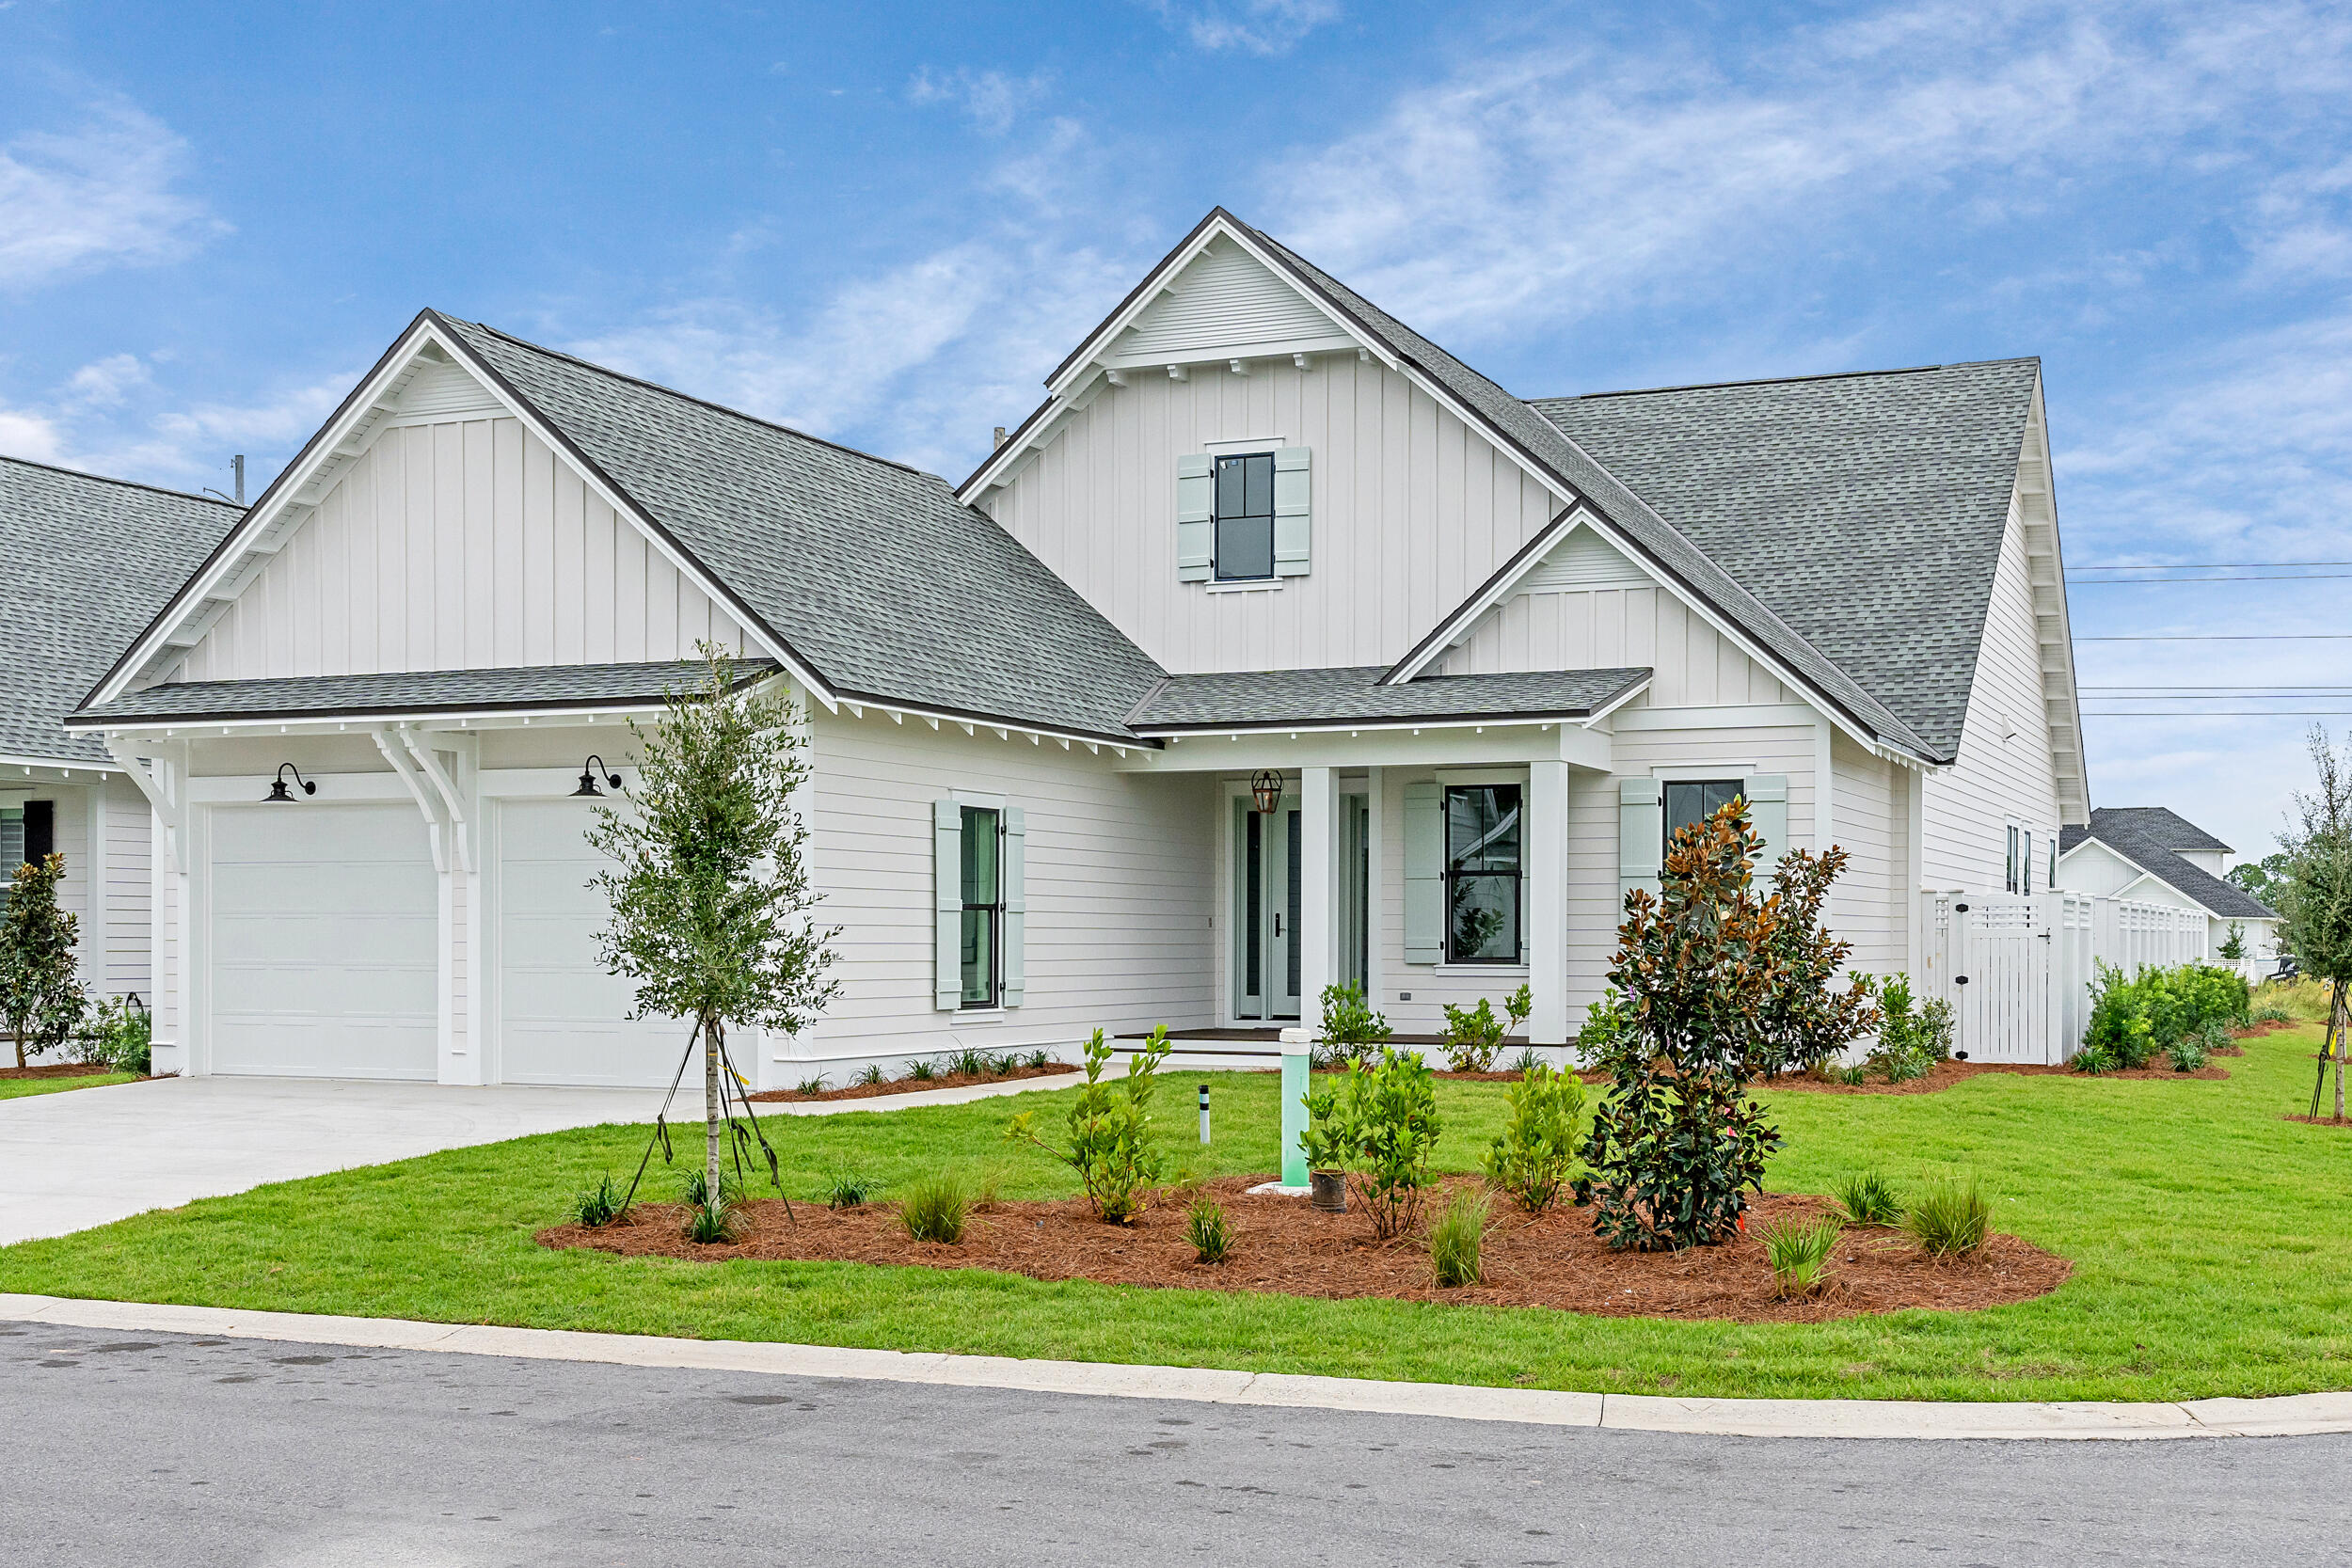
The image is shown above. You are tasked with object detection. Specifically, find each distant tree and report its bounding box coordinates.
[589,647,839,1221]
[2219,922,2247,963]
[2229,852,2293,907]
[0,854,87,1070]
[2278,726,2352,1120]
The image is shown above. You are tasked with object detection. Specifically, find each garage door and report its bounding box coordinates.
[210,803,439,1079]
[497,799,689,1086]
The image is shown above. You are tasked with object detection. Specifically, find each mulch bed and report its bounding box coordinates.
[746,1062,1075,1103]
[0,1062,120,1082]
[2283,1114,2352,1131]
[539,1176,2069,1324]
[1762,1056,2228,1095]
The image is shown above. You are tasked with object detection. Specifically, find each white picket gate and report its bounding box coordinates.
[1917,891,2207,1064]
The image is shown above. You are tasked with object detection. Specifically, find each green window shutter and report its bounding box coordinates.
[933,800,961,1010]
[1618,778,1662,902]
[1746,774,1788,876]
[1403,782,1443,964]
[1273,446,1311,578]
[1176,454,1214,582]
[1001,806,1026,1007]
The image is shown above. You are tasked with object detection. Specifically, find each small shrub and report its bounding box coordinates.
[853,1063,885,1086]
[1832,1169,1902,1226]
[82,994,151,1076]
[2073,1039,2117,1074]
[989,1052,1023,1076]
[1505,1045,1546,1075]
[904,1057,937,1082]
[1835,1063,1869,1086]
[1429,1187,1491,1288]
[571,1173,631,1227]
[1005,1026,1171,1223]
[898,1172,971,1243]
[1904,1179,1991,1259]
[1481,1064,1585,1212]
[1184,1197,1234,1264]
[680,1191,745,1245]
[795,1072,830,1096]
[1866,975,1944,1083]
[1439,985,1531,1072]
[2252,1002,2295,1025]
[948,1046,988,1078]
[2168,1023,2220,1073]
[824,1170,882,1210]
[1759,1212,1844,1299]
[1025,1048,1052,1070]
[1317,978,1392,1065]
[1301,1047,1443,1239]
[679,1165,739,1210]
[1574,986,1628,1066]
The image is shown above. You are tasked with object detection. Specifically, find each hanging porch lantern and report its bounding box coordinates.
[1249,768,1285,816]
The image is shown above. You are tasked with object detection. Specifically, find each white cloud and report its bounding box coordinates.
[0,351,346,496]
[1148,0,1341,55]
[0,100,227,289]
[907,67,1054,135]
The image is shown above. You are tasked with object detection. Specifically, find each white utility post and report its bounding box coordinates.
[1529,759,1570,1047]
[1298,765,1339,1027]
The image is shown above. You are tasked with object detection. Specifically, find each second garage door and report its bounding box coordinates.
[496,798,690,1086]
[209,802,439,1079]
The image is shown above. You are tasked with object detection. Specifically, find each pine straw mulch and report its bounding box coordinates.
[1762,1056,2228,1094]
[537,1176,2068,1324]
[0,1062,124,1082]
[2282,1115,2352,1131]
[746,1062,1075,1103]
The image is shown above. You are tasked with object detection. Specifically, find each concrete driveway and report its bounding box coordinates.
[0,1076,674,1246]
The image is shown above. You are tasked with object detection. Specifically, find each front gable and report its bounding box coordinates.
[1101,232,1359,371]
[110,325,755,695]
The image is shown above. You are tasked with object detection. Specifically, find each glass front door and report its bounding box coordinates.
[1232,796,1302,1022]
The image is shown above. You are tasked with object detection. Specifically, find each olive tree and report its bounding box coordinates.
[1,854,87,1070]
[588,648,838,1216]
[2280,725,2352,1119]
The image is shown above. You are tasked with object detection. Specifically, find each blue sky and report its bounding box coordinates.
[3,0,2348,860]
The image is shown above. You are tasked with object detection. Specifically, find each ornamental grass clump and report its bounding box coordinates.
[1006,1026,1171,1223]
[1428,1188,1491,1288]
[825,1169,882,1210]
[1581,802,1873,1251]
[571,1173,632,1228]
[1759,1212,1844,1299]
[1833,1169,1903,1227]
[1481,1063,1585,1213]
[898,1172,971,1243]
[1184,1197,1234,1264]
[1905,1178,1991,1259]
[1301,1046,1443,1240]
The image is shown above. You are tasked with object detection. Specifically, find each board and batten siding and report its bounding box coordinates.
[1920,498,2061,891]
[803,711,1216,1064]
[983,356,1561,674]
[178,417,750,683]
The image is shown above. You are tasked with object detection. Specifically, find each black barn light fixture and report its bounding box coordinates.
[264,763,315,803]
[572,755,623,799]
[1249,768,1285,816]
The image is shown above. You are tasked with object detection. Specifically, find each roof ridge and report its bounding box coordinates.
[1530,358,2042,404]
[0,451,246,510]
[444,314,936,483]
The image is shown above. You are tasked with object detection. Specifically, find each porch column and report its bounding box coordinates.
[1529,760,1569,1046]
[1299,765,1340,1031]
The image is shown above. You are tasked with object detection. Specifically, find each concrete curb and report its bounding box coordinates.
[8,1292,2348,1440]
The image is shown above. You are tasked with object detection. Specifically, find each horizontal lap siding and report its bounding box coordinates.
[104,780,151,995]
[182,418,748,682]
[807,714,1215,1059]
[1921,501,2061,890]
[1830,733,1908,975]
[986,357,1558,674]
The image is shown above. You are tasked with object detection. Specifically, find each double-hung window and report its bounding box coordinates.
[960,805,1003,1007]
[1663,779,1744,857]
[1214,452,1275,581]
[2006,824,2022,894]
[1444,784,1522,963]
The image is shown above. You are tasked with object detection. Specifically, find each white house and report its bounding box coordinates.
[0,456,238,1013]
[2058,807,2278,966]
[56,207,2088,1087]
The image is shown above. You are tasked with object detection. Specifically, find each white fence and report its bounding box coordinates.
[1916,891,2209,1064]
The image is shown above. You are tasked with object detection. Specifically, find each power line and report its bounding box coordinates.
[2082,686,2352,692]
[2071,560,2352,570]
[2070,573,2352,583]
[2084,711,2352,717]
[2074,633,2352,641]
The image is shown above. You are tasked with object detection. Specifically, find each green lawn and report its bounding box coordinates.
[0,1070,137,1101]
[3,1030,2348,1402]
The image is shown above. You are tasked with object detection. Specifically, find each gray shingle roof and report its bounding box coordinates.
[2061,807,2276,921]
[434,315,1168,742]
[71,660,771,725]
[1529,362,2041,759]
[1129,666,1650,732]
[0,456,240,764]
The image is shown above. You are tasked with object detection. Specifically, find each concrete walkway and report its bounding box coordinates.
[0,1071,1080,1246]
[8,1292,2348,1442]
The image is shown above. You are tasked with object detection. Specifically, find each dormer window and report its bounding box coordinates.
[1215,452,1276,580]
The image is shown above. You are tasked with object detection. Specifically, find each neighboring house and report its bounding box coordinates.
[60,207,2087,1087]
[0,456,239,1012]
[2058,807,2279,964]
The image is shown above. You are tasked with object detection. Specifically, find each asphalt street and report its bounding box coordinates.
[4,1319,2340,1567]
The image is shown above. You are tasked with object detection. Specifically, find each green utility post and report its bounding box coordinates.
[1278,1027,1311,1190]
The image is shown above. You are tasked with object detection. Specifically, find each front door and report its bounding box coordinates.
[1232,796,1301,1022]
